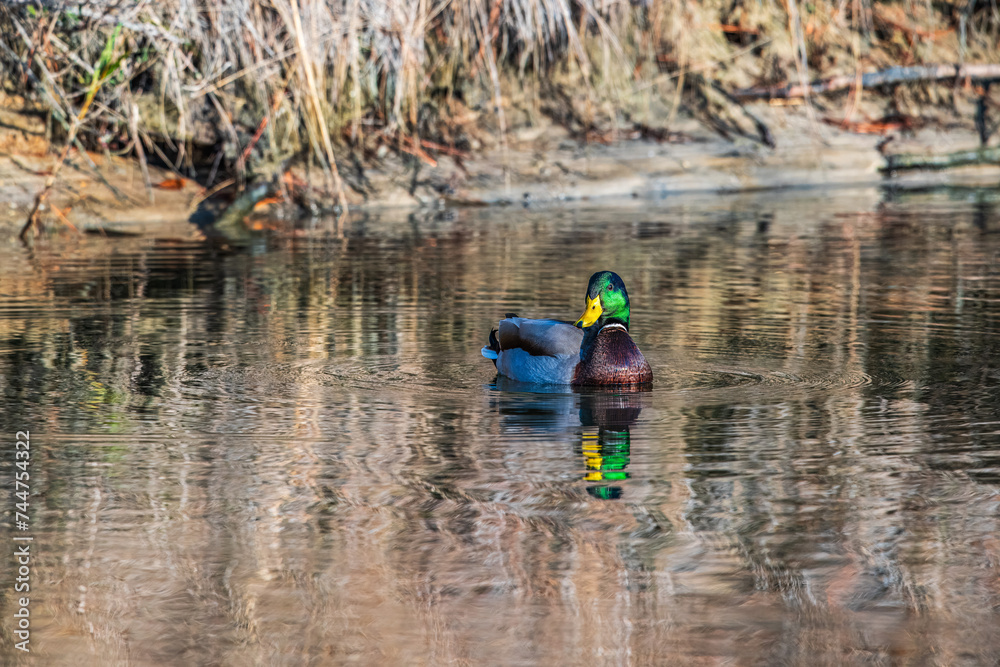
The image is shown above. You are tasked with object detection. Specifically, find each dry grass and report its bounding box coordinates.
[1,0,998,191]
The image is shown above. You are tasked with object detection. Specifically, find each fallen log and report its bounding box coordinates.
[735,64,1000,101]
[882,146,1000,172]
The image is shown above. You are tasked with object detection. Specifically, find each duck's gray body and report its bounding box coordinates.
[481,317,583,384]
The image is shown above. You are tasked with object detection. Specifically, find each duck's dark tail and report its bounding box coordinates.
[481,313,516,366]
[481,327,501,365]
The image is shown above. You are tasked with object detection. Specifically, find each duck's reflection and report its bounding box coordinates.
[491,379,648,499]
[579,389,644,499]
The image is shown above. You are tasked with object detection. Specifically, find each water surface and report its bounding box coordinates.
[2,187,1000,665]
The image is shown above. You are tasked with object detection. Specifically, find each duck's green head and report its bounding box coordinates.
[575,271,631,330]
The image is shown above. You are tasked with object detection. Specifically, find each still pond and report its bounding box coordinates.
[2,186,1000,665]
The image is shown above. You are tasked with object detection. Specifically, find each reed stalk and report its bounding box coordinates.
[0,0,996,193]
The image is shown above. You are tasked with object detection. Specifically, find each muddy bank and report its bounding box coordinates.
[0,104,194,239]
[1,102,997,238]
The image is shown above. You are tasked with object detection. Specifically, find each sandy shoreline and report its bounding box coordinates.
[1,103,997,238]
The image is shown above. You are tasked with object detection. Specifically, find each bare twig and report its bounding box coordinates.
[130,100,154,202]
[882,146,1000,171]
[735,64,1000,101]
[710,81,775,148]
[20,130,76,241]
[190,178,236,209]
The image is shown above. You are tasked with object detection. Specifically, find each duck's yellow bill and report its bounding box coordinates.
[575,296,602,328]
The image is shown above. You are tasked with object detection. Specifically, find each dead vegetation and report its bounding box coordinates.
[1,0,999,207]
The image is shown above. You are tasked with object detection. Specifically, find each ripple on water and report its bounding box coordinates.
[3,191,1000,664]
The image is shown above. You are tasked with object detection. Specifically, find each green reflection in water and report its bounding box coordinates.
[578,390,643,499]
[582,426,631,499]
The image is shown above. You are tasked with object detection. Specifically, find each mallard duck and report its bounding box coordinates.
[481,271,653,385]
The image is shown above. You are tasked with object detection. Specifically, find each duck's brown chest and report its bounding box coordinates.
[572,327,653,386]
